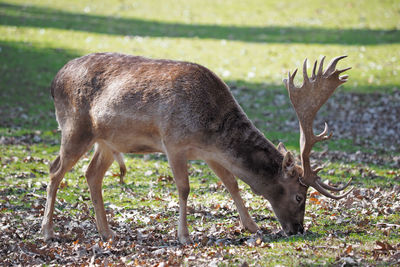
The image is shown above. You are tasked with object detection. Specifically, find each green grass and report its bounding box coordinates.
[1,144,399,265]
[1,0,400,265]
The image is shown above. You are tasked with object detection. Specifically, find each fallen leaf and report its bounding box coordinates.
[376,240,395,251]
[309,197,321,205]
[345,245,353,255]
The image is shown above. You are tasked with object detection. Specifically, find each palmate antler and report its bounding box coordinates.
[283,55,353,199]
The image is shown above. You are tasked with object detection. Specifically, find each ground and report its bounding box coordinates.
[0,0,399,266]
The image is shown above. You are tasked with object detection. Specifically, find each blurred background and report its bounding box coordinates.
[0,0,399,153]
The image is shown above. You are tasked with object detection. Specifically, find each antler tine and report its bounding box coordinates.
[317,56,325,76]
[338,67,352,74]
[311,60,317,80]
[314,166,323,173]
[324,55,347,76]
[316,122,333,141]
[291,69,298,83]
[311,182,353,200]
[285,69,297,88]
[317,177,353,192]
[338,67,352,82]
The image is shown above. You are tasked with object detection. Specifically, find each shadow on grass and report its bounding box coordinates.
[187,230,322,247]
[1,2,399,45]
[267,231,323,244]
[0,40,79,131]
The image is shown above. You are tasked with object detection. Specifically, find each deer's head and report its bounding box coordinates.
[267,56,353,235]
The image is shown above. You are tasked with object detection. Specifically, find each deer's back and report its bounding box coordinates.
[51,53,246,152]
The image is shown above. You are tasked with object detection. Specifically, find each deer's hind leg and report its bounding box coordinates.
[42,129,94,241]
[85,142,115,241]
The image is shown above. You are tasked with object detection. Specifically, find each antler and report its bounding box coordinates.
[283,55,352,200]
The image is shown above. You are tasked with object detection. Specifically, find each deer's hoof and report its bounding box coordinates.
[243,221,260,233]
[41,227,55,242]
[178,235,193,245]
[101,230,116,242]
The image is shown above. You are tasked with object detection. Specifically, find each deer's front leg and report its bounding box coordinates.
[166,150,191,244]
[85,144,115,241]
[206,160,259,233]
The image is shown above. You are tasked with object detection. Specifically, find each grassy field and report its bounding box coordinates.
[1,0,400,265]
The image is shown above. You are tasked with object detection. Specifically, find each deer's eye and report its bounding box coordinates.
[295,195,303,203]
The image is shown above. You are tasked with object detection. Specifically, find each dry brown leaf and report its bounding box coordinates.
[345,245,353,255]
[309,197,321,205]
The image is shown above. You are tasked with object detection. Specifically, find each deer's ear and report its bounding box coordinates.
[277,142,288,154]
[282,151,295,175]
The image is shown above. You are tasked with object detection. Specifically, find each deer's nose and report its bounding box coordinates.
[292,223,304,234]
[296,223,304,234]
[285,223,304,236]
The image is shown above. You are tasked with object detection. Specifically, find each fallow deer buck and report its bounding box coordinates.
[42,53,352,243]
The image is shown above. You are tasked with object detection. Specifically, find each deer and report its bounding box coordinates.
[41,53,352,244]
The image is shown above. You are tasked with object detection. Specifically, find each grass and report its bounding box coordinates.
[1,144,399,265]
[1,0,399,133]
[0,0,400,265]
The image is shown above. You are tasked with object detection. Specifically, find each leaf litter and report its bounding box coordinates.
[1,88,399,265]
[0,178,399,265]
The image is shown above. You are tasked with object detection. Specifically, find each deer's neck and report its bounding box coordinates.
[213,107,283,192]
